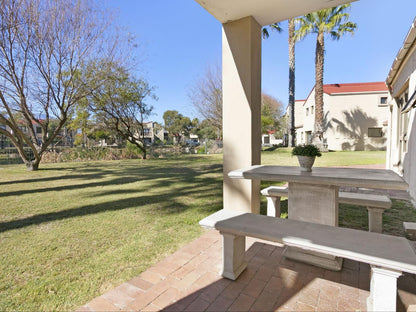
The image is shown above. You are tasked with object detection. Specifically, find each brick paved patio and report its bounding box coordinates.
[78,230,372,311]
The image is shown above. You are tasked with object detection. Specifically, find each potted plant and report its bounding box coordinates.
[291,144,322,172]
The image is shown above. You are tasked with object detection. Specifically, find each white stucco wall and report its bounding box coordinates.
[387,43,416,203]
[403,105,416,202]
[302,91,316,134]
[324,92,389,151]
[296,88,389,150]
[293,100,305,144]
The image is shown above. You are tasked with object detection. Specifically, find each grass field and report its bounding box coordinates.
[261,147,387,166]
[0,149,414,310]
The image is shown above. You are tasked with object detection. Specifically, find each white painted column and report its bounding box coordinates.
[222,16,262,214]
[266,196,281,217]
[367,265,402,312]
[220,232,247,280]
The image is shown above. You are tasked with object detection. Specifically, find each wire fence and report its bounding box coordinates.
[0,140,223,166]
[0,148,32,165]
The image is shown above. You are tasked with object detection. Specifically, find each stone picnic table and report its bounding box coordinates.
[228,165,409,270]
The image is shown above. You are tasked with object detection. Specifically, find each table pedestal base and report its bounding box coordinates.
[286,182,342,270]
[283,246,343,271]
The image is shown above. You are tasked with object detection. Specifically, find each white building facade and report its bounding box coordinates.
[295,82,389,151]
[386,17,416,204]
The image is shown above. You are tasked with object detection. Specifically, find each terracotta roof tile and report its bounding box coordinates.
[323,82,388,95]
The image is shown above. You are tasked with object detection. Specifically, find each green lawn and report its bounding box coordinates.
[0,156,223,310]
[261,147,387,166]
[0,150,414,310]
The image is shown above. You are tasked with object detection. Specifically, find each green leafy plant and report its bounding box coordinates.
[291,144,322,157]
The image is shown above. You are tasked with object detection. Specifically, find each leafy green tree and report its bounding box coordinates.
[197,119,219,140]
[295,5,357,146]
[84,63,156,159]
[261,93,284,134]
[68,98,92,147]
[163,110,194,144]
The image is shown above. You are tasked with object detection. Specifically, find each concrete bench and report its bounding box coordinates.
[200,209,416,312]
[404,222,416,239]
[261,186,392,233]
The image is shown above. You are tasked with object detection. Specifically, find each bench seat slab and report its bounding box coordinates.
[199,210,416,275]
[200,210,416,312]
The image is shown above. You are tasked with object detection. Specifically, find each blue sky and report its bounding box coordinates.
[107,0,416,124]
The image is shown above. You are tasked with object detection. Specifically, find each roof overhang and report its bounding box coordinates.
[386,17,416,89]
[194,0,357,26]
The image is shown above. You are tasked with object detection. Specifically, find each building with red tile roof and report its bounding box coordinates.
[294,82,390,151]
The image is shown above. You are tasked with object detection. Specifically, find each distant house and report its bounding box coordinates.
[386,17,416,204]
[294,82,389,151]
[281,100,305,146]
[0,120,75,149]
[261,130,283,146]
[141,122,166,145]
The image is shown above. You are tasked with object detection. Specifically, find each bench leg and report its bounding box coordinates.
[220,232,247,280]
[367,207,384,233]
[367,265,402,312]
[266,196,281,217]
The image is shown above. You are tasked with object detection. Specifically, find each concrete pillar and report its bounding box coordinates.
[367,207,384,233]
[220,232,247,280]
[222,16,262,214]
[266,196,281,217]
[367,266,401,312]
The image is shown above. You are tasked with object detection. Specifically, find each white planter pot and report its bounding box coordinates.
[297,156,316,172]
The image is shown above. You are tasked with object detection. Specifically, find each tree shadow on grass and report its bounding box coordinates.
[0,163,223,233]
[0,163,221,197]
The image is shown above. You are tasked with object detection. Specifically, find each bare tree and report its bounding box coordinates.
[0,0,125,170]
[188,64,222,138]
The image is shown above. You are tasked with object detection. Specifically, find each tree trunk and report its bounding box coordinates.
[288,18,296,147]
[25,159,40,171]
[313,31,325,149]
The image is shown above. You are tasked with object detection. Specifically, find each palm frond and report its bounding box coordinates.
[262,27,270,39]
[294,16,315,41]
[262,22,283,39]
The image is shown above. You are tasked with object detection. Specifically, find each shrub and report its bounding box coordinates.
[291,144,322,157]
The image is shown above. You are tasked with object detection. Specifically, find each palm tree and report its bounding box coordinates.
[295,5,356,147]
[288,18,296,147]
[262,23,282,39]
[263,21,297,147]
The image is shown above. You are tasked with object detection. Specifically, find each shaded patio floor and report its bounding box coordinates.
[78,230,373,311]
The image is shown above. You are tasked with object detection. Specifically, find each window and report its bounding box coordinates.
[311,106,314,114]
[368,127,383,137]
[36,127,42,134]
[379,96,388,106]
[306,131,312,144]
[306,108,309,116]
[143,128,150,135]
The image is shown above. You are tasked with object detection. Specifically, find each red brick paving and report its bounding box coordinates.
[77,230,372,312]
